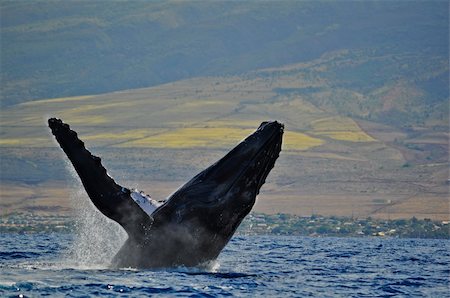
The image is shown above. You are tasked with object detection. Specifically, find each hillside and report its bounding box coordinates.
[1,51,448,220]
[1,1,448,106]
[1,1,448,220]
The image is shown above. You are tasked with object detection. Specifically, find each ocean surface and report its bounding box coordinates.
[1,233,449,297]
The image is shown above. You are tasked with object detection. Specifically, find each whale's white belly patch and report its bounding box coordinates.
[130,190,162,216]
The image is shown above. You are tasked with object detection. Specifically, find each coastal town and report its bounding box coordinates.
[239,213,450,239]
[1,212,448,239]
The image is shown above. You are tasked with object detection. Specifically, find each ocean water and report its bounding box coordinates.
[0,233,449,297]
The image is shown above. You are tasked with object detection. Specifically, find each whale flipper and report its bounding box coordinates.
[48,118,153,240]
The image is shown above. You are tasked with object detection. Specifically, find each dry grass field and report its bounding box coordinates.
[1,60,448,220]
[2,181,448,221]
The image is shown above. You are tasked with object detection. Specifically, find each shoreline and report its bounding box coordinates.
[1,212,448,239]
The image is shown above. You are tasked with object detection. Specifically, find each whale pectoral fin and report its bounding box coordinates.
[48,118,152,238]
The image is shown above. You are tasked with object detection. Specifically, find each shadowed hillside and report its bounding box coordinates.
[1,1,447,106]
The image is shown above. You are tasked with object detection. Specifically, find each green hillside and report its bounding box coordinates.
[1,1,448,106]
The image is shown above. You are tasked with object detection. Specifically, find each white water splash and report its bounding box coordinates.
[201,259,221,273]
[169,259,221,274]
[62,160,127,269]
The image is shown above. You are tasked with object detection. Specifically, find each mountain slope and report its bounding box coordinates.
[1,2,448,220]
[1,1,447,106]
[1,55,448,219]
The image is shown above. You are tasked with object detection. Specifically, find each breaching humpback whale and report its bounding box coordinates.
[48,118,283,268]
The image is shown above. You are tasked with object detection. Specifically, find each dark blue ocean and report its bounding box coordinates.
[1,233,449,297]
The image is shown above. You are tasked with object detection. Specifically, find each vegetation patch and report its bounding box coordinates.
[201,120,263,128]
[20,95,93,106]
[311,116,376,142]
[83,129,157,142]
[115,127,324,150]
[55,115,108,125]
[283,131,324,151]
[0,138,49,147]
[117,127,255,148]
[314,131,375,142]
[238,213,450,239]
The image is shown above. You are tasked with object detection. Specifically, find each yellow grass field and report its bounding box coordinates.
[0,138,50,147]
[282,131,324,151]
[311,116,376,142]
[19,95,93,105]
[1,72,447,221]
[83,129,158,142]
[117,126,324,150]
[314,131,375,142]
[118,127,252,148]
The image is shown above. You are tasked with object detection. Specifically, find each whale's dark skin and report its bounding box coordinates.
[48,118,283,268]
